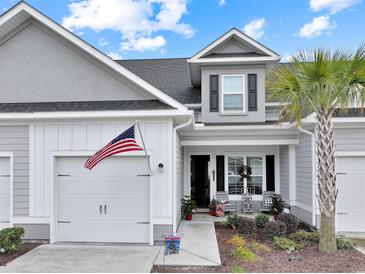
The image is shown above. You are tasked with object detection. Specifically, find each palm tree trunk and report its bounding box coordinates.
[315,108,337,254]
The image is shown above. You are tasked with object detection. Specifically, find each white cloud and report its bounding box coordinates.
[218,0,226,6]
[121,35,166,52]
[98,38,109,47]
[62,0,194,52]
[298,15,336,38]
[280,53,293,63]
[108,52,123,59]
[309,0,361,14]
[242,18,266,40]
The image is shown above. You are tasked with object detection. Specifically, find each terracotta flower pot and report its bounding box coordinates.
[185,213,193,221]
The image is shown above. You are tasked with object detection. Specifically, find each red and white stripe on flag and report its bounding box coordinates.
[84,125,143,170]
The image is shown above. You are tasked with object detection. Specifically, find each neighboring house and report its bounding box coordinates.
[0,2,364,245]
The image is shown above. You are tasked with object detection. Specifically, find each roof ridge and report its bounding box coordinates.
[117,57,189,62]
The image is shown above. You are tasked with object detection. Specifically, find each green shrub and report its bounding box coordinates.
[255,213,269,228]
[336,235,355,250]
[289,230,319,243]
[0,227,24,253]
[236,217,256,235]
[221,215,239,229]
[232,266,245,273]
[264,221,286,239]
[231,246,256,263]
[273,237,302,250]
[278,213,299,234]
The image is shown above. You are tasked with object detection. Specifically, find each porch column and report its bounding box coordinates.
[289,144,296,205]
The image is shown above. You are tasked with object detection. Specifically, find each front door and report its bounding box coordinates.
[191,155,210,208]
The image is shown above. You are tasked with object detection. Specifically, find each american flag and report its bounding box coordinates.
[84,125,143,170]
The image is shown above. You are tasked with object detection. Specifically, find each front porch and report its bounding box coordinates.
[180,125,299,212]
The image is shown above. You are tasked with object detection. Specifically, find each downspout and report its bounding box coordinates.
[172,118,193,233]
[297,126,317,228]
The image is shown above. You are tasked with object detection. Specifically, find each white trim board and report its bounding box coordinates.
[189,28,280,62]
[0,2,187,112]
[181,139,299,146]
[0,110,193,121]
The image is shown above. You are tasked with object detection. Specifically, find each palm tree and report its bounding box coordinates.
[267,46,365,253]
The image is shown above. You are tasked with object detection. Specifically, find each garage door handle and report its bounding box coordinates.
[99,205,103,215]
[104,204,107,215]
[0,221,10,223]
[336,172,347,175]
[58,221,71,223]
[137,222,150,224]
[0,174,10,177]
[337,212,348,215]
[137,174,150,177]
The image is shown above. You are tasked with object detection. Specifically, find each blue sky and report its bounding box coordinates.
[1,0,364,60]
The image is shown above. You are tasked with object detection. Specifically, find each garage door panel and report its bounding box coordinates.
[106,199,149,220]
[336,156,365,232]
[58,199,103,220]
[57,156,150,243]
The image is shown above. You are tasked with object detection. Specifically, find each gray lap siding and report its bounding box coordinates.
[0,125,29,216]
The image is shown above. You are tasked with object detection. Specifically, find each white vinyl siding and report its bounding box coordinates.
[222,75,245,113]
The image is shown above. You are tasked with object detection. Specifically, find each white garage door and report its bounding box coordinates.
[57,156,150,243]
[336,156,365,232]
[0,157,10,230]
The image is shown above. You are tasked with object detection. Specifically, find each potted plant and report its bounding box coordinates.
[208,199,218,216]
[181,196,197,221]
[270,194,284,220]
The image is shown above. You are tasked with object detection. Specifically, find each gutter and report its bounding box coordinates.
[172,118,193,233]
[297,126,317,228]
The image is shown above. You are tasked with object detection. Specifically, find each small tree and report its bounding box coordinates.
[267,46,365,253]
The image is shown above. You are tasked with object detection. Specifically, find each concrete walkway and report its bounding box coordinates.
[0,244,160,273]
[154,220,221,266]
[345,233,365,255]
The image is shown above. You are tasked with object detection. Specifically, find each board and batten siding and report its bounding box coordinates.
[175,133,184,225]
[29,119,173,223]
[279,145,290,203]
[0,126,29,216]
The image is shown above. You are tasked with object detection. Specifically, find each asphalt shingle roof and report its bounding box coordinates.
[0,100,172,113]
[117,58,201,105]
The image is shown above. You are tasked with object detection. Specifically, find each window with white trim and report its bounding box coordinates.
[222,75,245,112]
[247,156,263,195]
[227,155,264,195]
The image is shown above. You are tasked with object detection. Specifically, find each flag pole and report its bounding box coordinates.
[135,120,152,175]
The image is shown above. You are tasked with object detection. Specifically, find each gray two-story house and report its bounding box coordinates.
[0,2,364,245]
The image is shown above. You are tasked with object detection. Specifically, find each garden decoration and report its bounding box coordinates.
[162,234,182,256]
[240,165,253,212]
[208,199,218,216]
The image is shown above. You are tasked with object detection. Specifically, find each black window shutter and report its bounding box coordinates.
[266,155,275,191]
[216,155,225,191]
[210,75,219,112]
[248,74,257,111]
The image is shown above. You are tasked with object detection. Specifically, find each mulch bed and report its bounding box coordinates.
[152,223,365,273]
[0,243,40,267]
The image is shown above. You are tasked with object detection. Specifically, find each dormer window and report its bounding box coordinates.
[222,75,245,113]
